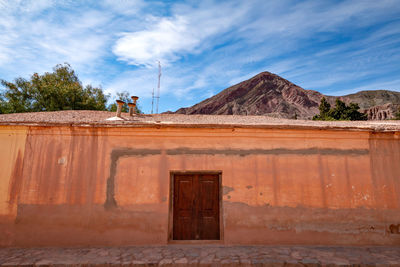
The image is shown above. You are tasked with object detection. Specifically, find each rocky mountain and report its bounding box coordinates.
[340,91,400,120]
[173,72,400,120]
[343,90,400,109]
[362,103,400,120]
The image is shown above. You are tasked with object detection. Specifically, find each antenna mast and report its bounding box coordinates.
[151,87,155,114]
[156,61,161,114]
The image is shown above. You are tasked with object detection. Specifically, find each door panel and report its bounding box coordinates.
[173,175,195,240]
[200,180,215,211]
[198,175,220,240]
[172,173,220,240]
[199,216,219,240]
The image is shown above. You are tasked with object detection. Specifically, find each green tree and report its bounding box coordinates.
[313,97,331,120]
[344,102,367,121]
[0,63,109,114]
[330,99,347,120]
[313,98,367,121]
[319,97,331,116]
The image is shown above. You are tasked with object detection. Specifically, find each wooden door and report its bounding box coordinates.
[173,173,220,240]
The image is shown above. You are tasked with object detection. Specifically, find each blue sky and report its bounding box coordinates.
[0,0,399,113]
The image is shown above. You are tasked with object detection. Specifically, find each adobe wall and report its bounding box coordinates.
[0,125,399,247]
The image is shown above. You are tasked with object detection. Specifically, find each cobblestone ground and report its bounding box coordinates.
[1,245,400,266]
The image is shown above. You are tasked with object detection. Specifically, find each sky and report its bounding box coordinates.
[0,0,399,113]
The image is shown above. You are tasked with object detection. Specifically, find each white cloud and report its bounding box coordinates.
[0,5,112,80]
[112,1,247,67]
[113,16,198,67]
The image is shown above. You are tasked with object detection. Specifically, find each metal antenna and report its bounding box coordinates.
[156,61,161,114]
[151,87,155,114]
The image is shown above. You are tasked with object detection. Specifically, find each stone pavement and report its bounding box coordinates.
[1,245,400,266]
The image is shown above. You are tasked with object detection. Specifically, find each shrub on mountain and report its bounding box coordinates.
[313,98,367,121]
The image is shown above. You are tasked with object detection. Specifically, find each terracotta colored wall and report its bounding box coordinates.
[0,125,399,247]
[0,126,28,220]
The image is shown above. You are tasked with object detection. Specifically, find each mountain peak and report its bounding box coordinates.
[174,71,322,118]
[172,72,400,120]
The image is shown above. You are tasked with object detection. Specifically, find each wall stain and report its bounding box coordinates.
[271,156,279,206]
[104,146,369,209]
[389,224,400,234]
[246,185,253,189]
[368,133,400,209]
[318,154,328,208]
[158,150,169,207]
[8,150,24,207]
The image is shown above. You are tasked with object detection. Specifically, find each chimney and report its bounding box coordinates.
[128,103,136,116]
[116,100,125,117]
[130,96,139,115]
[131,96,139,104]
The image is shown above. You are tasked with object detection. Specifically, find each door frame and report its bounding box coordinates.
[168,170,224,244]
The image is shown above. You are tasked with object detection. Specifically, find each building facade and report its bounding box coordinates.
[0,111,399,247]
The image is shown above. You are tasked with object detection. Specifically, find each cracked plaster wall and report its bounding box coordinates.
[0,126,399,247]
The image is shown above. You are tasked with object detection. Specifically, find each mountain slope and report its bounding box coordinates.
[173,72,400,120]
[341,90,400,109]
[175,72,324,119]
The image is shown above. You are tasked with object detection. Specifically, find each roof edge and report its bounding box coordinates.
[0,121,398,132]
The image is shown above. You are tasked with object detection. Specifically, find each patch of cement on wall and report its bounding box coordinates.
[223,201,400,235]
[12,203,167,247]
[104,146,369,210]
[223,186,234,195]
[166,147,369,157]
[246,185,253,189]
[104,148,163,209]
[16,204,167,230]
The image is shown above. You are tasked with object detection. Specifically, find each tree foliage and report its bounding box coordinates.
[318,97,331,119]
[0,63,110,114]
[313,98,367,121]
